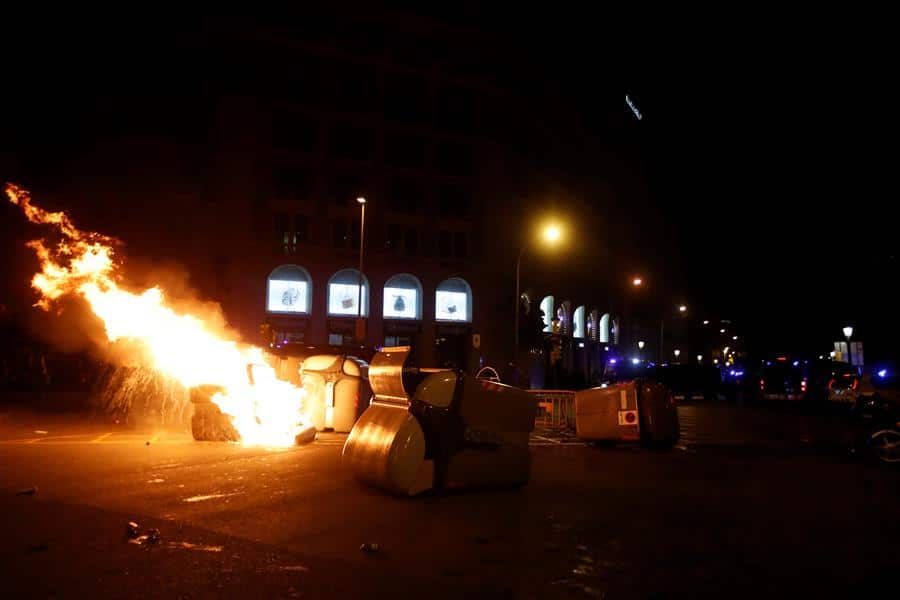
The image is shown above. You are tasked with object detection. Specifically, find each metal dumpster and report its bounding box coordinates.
[575,381,678,446]
[300,354,371,433]
[342,346,536,496]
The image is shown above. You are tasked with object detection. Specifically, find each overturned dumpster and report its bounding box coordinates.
[342,346,536,496]
[575,381,679,447]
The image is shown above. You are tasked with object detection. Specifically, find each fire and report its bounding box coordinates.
[6,184,309,446]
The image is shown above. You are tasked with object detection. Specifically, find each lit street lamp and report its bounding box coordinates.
[514,220,564,356]
[638,340,645,350]
[674,349,681,359]
[632,277,643,287]
[697,354,703,363]
[679,305,687,313]
[842,326,854,364]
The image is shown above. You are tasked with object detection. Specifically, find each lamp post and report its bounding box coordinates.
[514,222,563,357]
[638,340,645,363]
[843,325,853,364]
[674,348,681,361]
[355,197,366,343]
[660,304,687,363]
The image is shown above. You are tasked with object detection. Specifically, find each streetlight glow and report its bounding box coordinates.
[638,340,645,350]
[542,223,562,244]
[697,354,703,362]
[703,320,709,325]
[632,277,643,287]
[679,305,687,313]
[720,328,726,333]
[842,326,853,340]
[674,349,681,358]
[356,196,367,205]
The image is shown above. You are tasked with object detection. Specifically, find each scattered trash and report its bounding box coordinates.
[27,543,49,553]
[294,425,316,446]
[146,528,160,544]
[183,492,241,503]
[167,541,223,552]
[16,486,38,496]
[147,479,165,483]
[128,535,149,545]
[126,521,140,538]
[34,430,48,435]
[359,543,381,554]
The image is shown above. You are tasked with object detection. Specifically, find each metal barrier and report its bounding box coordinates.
[527,389,576,431]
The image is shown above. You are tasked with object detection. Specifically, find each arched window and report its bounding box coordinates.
[383,273,422,320]
[266,264,312,314]
[573,306,586,339]
[540,295,555,333]
[600,313,611,344]
[327,268,369,317]
[435,277,472,322]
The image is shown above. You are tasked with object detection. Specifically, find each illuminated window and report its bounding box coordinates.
[328,269,369,317]
[383,274,422,320]
[540,296,555,333]
[266,265,312,315]
[435,277,472,322]
[600,313,611,344]
[573,306,586,339]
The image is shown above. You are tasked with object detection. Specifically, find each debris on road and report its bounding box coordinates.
[126,521,140,538]
[147,478,165,483]
[16,486,38,496]
[294,425,316,445]
[146,528,160,544]
[167,541,223,552]
[359,543,381,554]
[34,430,48,435]
[183,491,241,503]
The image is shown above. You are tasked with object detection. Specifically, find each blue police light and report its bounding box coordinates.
[631,358,640,365]
[729,369,736,376]
[735,370,744,377]
[878,369,887,378]
[792,360,800,367]
[608,358,617,365]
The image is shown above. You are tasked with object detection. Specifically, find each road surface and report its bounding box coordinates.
[1,402,897,598]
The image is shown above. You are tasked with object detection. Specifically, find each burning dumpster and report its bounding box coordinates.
[342,346,536,496]
[300,354,371,433]
[574,381,679,446]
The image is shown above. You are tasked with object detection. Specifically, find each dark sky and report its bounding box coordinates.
[2,11,895,362]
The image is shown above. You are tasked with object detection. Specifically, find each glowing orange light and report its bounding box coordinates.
[5,184,309,446]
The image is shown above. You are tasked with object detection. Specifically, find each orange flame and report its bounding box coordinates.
[6,184,309,446]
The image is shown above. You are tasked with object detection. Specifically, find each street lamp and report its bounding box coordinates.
[697,354,703,362]
[632,277,643,287]
[679,305,687,313]
[674,349,681,359]
[514,220,564,356]
[843,326,853,341]
[355,197,366,342]
[637,340,645,350]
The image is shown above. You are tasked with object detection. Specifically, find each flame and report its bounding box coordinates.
[6,184,309,446]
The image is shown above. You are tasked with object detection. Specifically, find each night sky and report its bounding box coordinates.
[2,11,895,363]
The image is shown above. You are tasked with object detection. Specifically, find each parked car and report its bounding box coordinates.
[825,362,861,405]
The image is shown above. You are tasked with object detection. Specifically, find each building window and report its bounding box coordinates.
[330,123,374,161]
[385,223,403,253]
[383,273,423,320]
[327,268,369,317]
[540,296,555,333]
[385,133,425,168]
[272,114,318,152]
[453,232,467,259]
[387,177,421,214]
[438,230,467,259]
[435,142,473,176]
[573,306,586,339]
[438,184,470,218]
[266,265,312,315]
[331,219,360,249]
[435,277,473,323]
[439,230,452,258]
[385,335,413,347]
[384,73,427,123]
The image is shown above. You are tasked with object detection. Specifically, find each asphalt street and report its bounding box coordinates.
[1,402,897,599]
